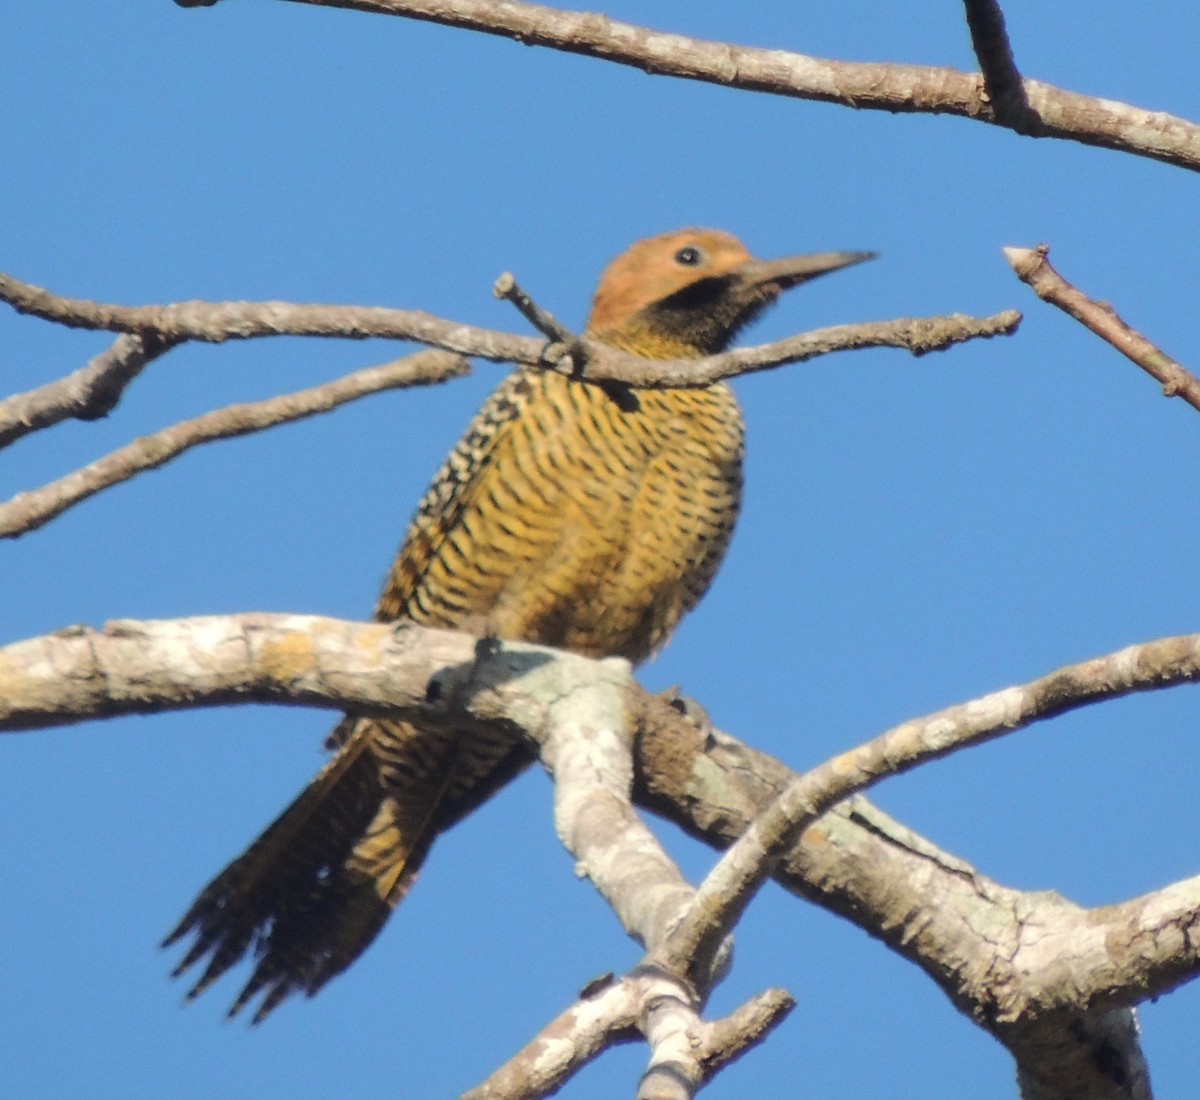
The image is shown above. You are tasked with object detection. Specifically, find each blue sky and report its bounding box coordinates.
[4,3,1200,1096]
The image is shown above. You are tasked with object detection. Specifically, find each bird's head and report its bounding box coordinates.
[585,227,874,358]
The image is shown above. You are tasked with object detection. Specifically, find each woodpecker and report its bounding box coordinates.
[165,228,873,1021]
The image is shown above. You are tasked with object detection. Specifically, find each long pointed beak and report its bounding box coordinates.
[737,249,877,291]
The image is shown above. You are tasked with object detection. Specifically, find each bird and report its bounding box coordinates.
[164,227,873,1022]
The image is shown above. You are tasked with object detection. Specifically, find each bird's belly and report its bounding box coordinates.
[480,376,744,662]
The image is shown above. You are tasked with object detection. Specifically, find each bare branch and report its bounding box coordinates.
[1005,244,1200,413]
[466,972,791,1100]
[696,989,795,1083]
[632,980,794,1100]
[461,979,638,1100]
[466,970,791,1100]
[1015,1009,1151,1100]
[0,333,174,450]
[1036,874,1200,1009]
[544,701,696,952]
[5,614,1191,1098]
[0,615,465,732]
[657,632,1200,984]
[962,0,1032,127]
[491,267,1020,387]
[634,716,1156,1100]
[0,350,469,540]
[459,643,744,1098]
[493,271,575,344]
[574,310,1021,388]
[0,270,542,362]
[0,269,1017,391]
[635,977,705,1100]
[448,607,750,1096]
[445,633,698,954]
[241,0,1200,172]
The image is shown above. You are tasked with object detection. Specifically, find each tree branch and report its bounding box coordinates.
[633,713,1160,1100]
[0,350,469,539]
[0,269,1019,392]
[442,618,754,1095]
[0,270,543,361]
[462,974,791,1100]
[422,635,764,1098]
[0,611,738,1093]
[461,979,638,1100]
[564,314,1020,390]
[634,976,706,1100]
[215,0,1200,172]
[629,981,794,1100]
[435,632,699,955]
[962,0,1033,128]
[493,271,575,344]
[1033,874,1200,1009]
[652,633,1200,988]
[1004,244,1200,414]
[695,988,795,1082]
[0,333,176,450]
[4,615,1196,1099]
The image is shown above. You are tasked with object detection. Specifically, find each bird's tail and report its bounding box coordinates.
[164,715,529,1023]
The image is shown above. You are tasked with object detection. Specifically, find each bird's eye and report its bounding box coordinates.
[674,246,703,266]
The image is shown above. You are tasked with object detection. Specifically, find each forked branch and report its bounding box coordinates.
[0,350,469,539]
[3,616,1197,1099]
[0,269,1016,540]
[0,269,1018,390]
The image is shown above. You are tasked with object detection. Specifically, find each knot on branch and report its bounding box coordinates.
[902,309,1022,355]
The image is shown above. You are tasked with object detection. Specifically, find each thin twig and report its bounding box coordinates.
[0,333,174,450]
[493,271,575,343]
[1004,244,1200,414]
[248,0,1200,171]
[573,310,1021,388]
[464,971,792,1100]
[0,350,469,539]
